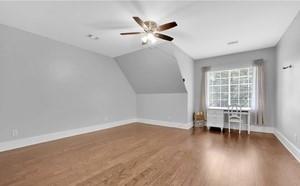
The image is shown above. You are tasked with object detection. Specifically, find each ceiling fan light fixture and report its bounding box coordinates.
[147,33,156,44]
[141,33,156,45]
[141,35,148,44]
[121,17,176,43]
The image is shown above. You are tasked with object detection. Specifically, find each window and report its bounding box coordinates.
[207,67,254,109]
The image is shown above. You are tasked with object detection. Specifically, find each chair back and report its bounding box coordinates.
[228,105,242,119]
[193,112,205,121]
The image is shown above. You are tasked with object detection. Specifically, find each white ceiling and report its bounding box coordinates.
[0,1,300,59]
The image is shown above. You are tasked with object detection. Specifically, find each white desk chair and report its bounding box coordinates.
[228,105,242,134]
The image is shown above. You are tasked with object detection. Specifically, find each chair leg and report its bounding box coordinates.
[229,122,231,133]
[239,121,241,134]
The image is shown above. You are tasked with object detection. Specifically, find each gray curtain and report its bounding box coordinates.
[252,59,265,125]
[199,66,211,119]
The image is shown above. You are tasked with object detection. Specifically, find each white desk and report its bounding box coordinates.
[207,109,251,134]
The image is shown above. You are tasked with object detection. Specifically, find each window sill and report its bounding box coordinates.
[208,107,251,111]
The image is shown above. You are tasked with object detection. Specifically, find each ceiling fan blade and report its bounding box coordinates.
[157,22,177,32]
[120,32,143,35]
[133,16,147,30]
[154,33,174,41]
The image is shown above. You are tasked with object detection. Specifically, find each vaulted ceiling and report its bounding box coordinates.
[0,1,300,59]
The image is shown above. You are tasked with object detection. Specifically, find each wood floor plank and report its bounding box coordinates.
[0,123,299,186]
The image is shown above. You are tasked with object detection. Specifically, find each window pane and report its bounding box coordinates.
[221,85,228,92]
[221,100,229,107]
[221,93,228,99]
[209,98,213,106]
[231,77,239,84]
[240,85,248,92]
[249,92,252,99]
[215,72,221,79]
[209,86,213,93]
[212,100,220,107]
[231,93,238,100]
[249,77,253,83]
[240,69,248,76]
[209,93,214,101]
[240,92,249,100]
[221,78,229,85]
[221,71,229,78]
[213,86,220,92]
[240,99,249,107]
[231,99,238,106]
[231,70,239,77]
[249,84,253,91]
[213,79,221,85]
[249,69,253,76]
[230,85,238,92]
[213,93,220,99]
[240,77,248,84]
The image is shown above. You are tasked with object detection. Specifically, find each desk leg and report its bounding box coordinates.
[247,112,250,134]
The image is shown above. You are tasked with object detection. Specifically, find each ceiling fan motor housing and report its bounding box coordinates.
[120,17,176,42]
[144,21,158,32]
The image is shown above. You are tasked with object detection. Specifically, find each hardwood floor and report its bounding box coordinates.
[0,123,299,186]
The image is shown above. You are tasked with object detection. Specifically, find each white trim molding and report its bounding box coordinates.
[137,119,193,130]
[274,129,300,163]
[220,123,274,133]
[1,119,299,164]
[0,119,137,152]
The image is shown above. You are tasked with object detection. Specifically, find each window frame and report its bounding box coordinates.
[206,67,254,110]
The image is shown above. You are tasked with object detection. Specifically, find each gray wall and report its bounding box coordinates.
[116,45,186,94]
[276,13,300,148]
[194,47,277,126]
[158,44,194,123]
[137,93,187,123]
[0,24,136,142]
[116,43,193,124]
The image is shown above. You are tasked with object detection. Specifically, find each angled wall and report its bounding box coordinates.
[116,43,194,125]
[157,43,194,123]
[115,46,186,94]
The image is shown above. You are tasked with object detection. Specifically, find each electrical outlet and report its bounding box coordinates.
[12,129,18,137]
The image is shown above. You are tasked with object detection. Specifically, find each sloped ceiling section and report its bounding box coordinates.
[115,45,186,94]
[157,43,194,93]
[156,43,195,122]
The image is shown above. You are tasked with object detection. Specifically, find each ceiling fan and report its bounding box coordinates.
[120,17,177,45]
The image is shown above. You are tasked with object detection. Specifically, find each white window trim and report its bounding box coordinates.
[206,67,254,109]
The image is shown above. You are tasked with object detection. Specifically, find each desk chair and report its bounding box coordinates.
[228,105,242,133]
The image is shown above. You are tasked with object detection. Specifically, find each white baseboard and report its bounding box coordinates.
[0,119,137,152]
[137,119,193,130]
[225,123,273,133]
[1,119,299,163]
[250,125,274,133]
[207,123,274,133]
[274,129,300,163]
